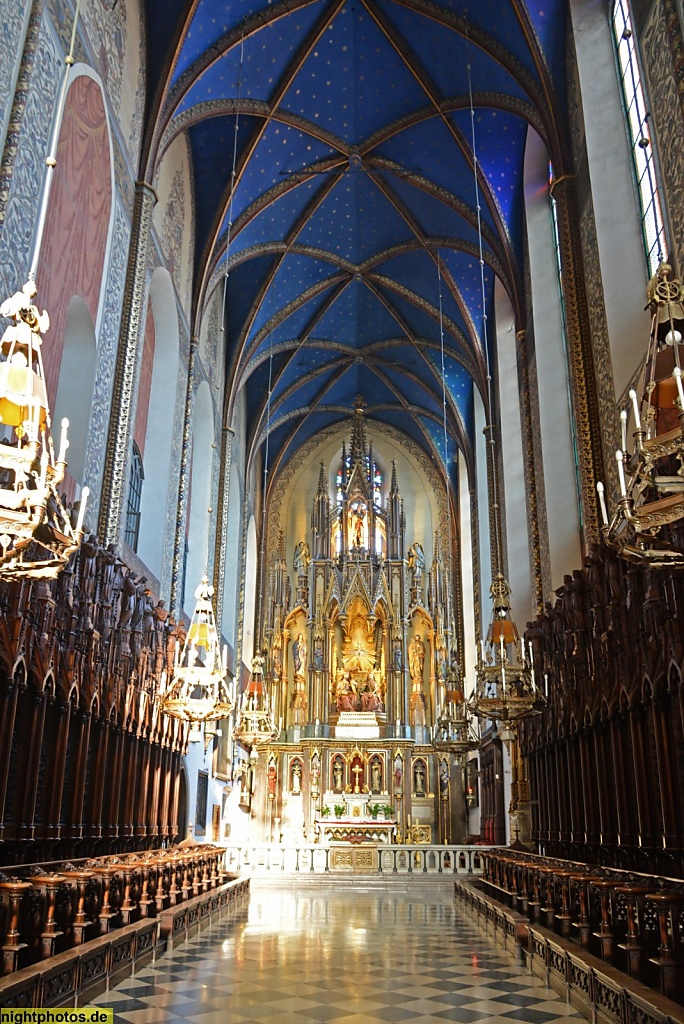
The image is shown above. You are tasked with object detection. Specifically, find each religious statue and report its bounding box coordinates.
[351,503,366,547]
[313,634,324,671]
[293,632,307,680]
[394,754,403,793]
[414,760,426,797]
[291,761,302,795]
[408,633,425,684]
[332,759,344,792]
[336,673,357,711]
[440,761,449,796]
[370,760,382,794]
[408,541,425,577]
[293,540,310,576]
[360,675,383,712]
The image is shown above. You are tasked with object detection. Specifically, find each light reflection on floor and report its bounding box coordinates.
[91,885,584,1023]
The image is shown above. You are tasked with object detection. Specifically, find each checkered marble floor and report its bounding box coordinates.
[91,885,583,1024]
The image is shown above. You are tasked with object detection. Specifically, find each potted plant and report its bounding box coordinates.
[320,805,331,818]
[334,804,345,819]
[383,804,395,818]
[368,803,381,820]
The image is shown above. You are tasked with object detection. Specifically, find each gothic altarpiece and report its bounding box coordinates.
[251,403,467,848]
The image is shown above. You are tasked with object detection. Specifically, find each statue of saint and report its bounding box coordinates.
[394,755,403,793]
[351,504,366,546]
[414,760,426,797]
[408,541,425,578]
[440,761,449,796]
[408,633,425,684]
[291,761,302,795]
[293,632,307,680]
[333,759,344,792]
[293,541,310,576]
[336,673,357,711]
[370,761,382,794]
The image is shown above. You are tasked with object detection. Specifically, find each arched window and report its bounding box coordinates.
[612,0,667,274]
[125,442,144,551]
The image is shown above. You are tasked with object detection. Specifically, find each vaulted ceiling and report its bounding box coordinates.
[143,0,569,487]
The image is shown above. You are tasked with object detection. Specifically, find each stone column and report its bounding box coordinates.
[99,181,157,546]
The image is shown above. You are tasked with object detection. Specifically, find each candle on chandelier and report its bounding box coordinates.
[629,389,641,430]
[615,449,627,497]
[57,417,69,464]
[76,487,89,534]
[596,482,609,526]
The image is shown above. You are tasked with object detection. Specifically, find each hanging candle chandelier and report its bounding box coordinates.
[434,656,480,761]
[232,652,281,747]
[467,574,545,725]
[159,574,235,723]
[597,262,684,566]
[0,281,88,579]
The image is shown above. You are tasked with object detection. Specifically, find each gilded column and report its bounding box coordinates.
[0,0,43,231]
[516,329,547,615]
[170,335,198,614]
[213,426,235,633]
[99,181,157,546]
[549,175,604,548]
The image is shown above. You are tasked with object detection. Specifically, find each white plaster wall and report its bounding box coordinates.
[458,449,476,695]
[524,129,582,591]
[152,133,195,318]
[496,281,533,626]
[242,515,258,670]
[53,297,96,488]
[570,0,652,394]
[137,268,180,580]
[185,380,215,615]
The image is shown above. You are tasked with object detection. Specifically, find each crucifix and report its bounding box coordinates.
[352,764,363,793]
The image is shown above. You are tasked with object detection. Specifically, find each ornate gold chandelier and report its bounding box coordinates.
[232,652,281,748]
[159,574,235,723]
[467,574,545,727]
[434,656,480,760]
[598,262,684,566]
[0,280,88,579]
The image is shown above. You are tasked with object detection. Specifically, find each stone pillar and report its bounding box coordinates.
[99,181,157,546]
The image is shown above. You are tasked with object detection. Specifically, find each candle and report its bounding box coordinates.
[620,408,628,451]
[596,482,608,526]
[57,417,69,464]
[629,389,641,430]
[76,487,88,534]
[616,450,627,497]
[544,673,549,698]
[674,366,684,410]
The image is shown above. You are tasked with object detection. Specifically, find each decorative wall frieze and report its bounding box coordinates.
[99,181,158,548]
